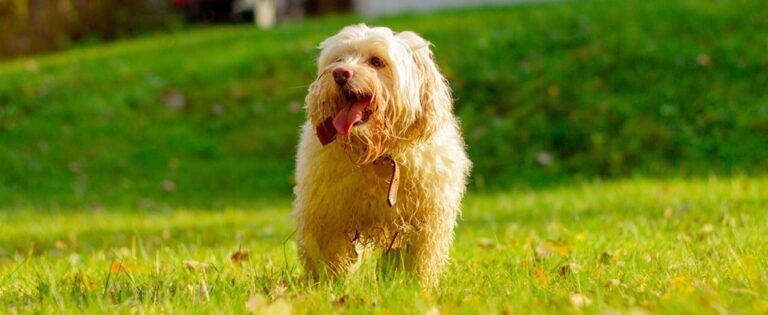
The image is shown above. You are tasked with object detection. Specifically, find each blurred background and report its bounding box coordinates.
[1,0,517,59]
[0,0,766,209]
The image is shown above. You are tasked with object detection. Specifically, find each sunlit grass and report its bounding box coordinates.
[1,0,767,313]
[2,177,766,313]
[2,0,767,207]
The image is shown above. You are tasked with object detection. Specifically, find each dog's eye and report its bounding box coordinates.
[335,58,343,63]
[369,57,385,68]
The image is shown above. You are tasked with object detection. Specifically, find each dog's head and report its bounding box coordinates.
[305,24,452,165]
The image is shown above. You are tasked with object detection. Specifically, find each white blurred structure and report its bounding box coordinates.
[239,0,304,29]
[243,0,525,28]
[254,0,276,28]
[352,0,520,16]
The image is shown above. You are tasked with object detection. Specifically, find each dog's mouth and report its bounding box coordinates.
[314,90,374,146]
[333,90,373,136]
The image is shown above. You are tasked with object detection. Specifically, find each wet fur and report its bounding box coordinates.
[293,24,471,285]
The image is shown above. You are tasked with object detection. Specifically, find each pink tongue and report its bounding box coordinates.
[332,99,369,136]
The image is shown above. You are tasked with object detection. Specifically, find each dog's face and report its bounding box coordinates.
[305,24,451,165]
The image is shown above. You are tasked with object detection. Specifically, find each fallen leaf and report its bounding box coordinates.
[55,240,68,250]
[231,250,250,263]
[696,53,711,66]
[110,261,134,273]
[663,275,695,298]
[333,294,348,306]
[600,251,614,265]
[211,104,224,115]
[606,278,625,288]
[536,240,572,258]
[536,151,553,166]
[273,278,287,297]
[570,293,592,308]
[183,260,210,271]
[162,89,186,109]
[479,237,494,249]
[289,101,301,113]
[534,266,549,284]
[162,180,176,192]
[559,263,582,276]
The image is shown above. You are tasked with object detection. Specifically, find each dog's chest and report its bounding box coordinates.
[348,162,399,208]
[316,153,410,213]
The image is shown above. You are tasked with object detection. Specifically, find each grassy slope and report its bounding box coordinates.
[2,0,768,313]
[1,177,766,313]
[1,0,767,208]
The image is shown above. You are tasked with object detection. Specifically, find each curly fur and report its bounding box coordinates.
[293,24,472,285]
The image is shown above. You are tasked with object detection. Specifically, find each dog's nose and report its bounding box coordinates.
[333,68,353,86]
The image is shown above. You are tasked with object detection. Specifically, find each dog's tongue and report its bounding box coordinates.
[333,98,369,136]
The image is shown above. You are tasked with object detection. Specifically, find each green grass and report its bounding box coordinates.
[2,0,768,313]
[1,0,767,208]
[2,177,767,313]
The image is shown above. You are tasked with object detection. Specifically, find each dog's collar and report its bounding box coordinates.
[315,118,399,206]
[372,155,399,207]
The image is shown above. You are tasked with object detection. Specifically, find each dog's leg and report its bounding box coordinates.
[298,231,357,281]
[406,215,457,286]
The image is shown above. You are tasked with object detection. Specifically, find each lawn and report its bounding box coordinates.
[1,0,766,206]
[2,177,767,313]
[1,0,768,313]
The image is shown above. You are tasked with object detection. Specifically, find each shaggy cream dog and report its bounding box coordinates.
[293,24,471,285]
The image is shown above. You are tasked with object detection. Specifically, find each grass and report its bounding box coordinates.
[2,0,768,313]
[2,177,767,313]
[1,0,767,207]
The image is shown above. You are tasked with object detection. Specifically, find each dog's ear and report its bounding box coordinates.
[396,31,453,142]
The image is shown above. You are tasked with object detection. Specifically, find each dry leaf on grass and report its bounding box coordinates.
[535,240,572,258]
[700,224,715,234]
[273,278,288,297]
[600,251,615,265]
[534,266,549,284]
[55,240,68,250]
[333,295,348,306]
[559,263,582,276]
[479,237,495,249]
[231,250,250,263]
[183,260,210,271]
[570,293,592,308]
[606,278,628,289]
[110,261,135,273]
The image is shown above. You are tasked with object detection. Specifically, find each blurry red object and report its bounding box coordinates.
[172,0,192,7]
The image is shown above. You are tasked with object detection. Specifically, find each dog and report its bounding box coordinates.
[293,24,471,285]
